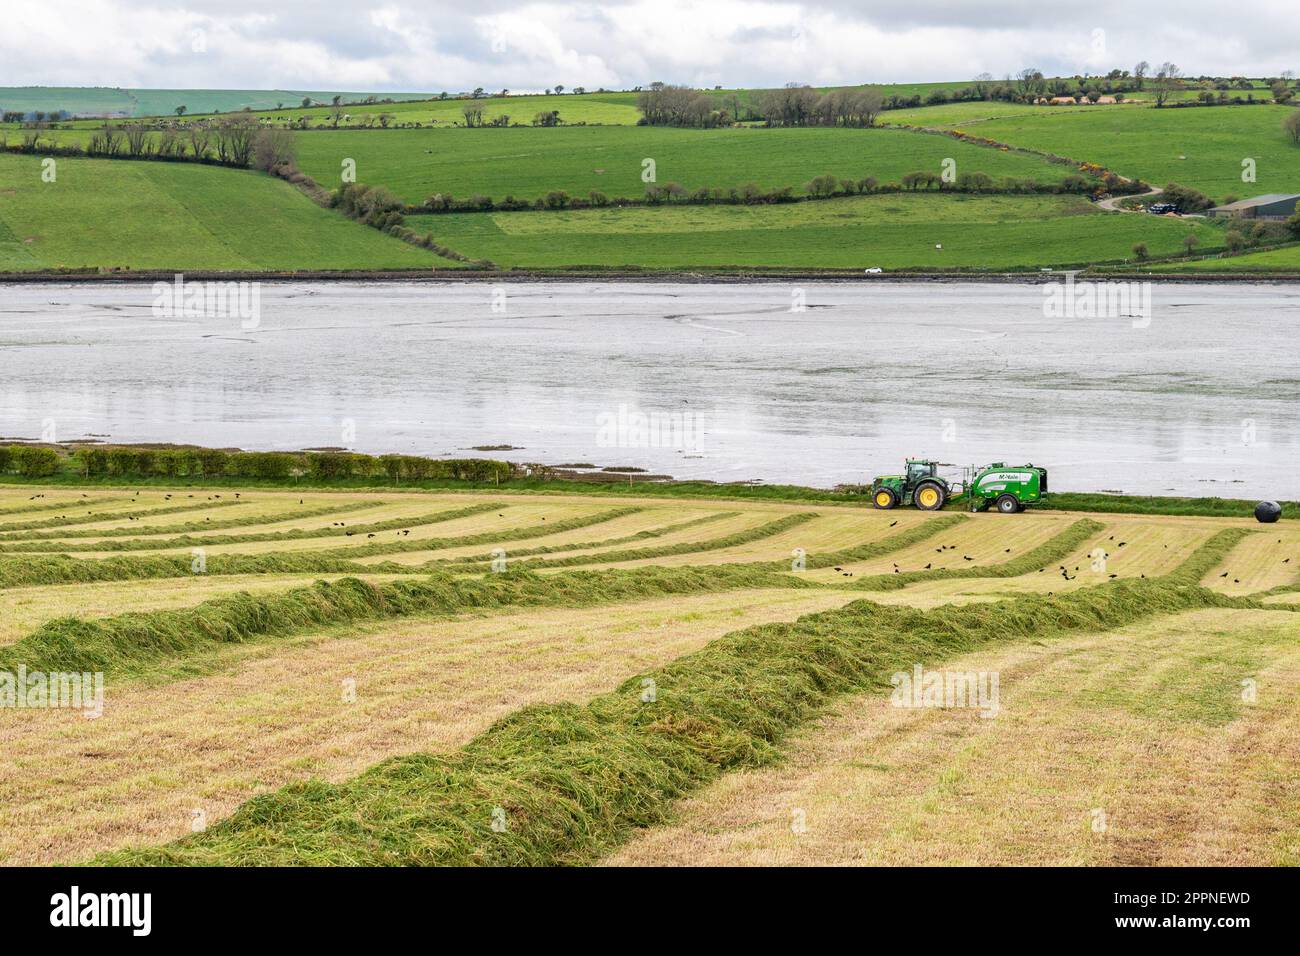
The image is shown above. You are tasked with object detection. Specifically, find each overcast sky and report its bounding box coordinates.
[5,1,1297,93]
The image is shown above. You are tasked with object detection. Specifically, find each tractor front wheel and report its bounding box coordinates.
[914,481,947,511]
[873,488,899,510]
[995,494,1020,514]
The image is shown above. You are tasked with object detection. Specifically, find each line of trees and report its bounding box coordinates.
[4,118,297,172]
[757,85,885,128]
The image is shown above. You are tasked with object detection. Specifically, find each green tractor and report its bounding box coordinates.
[870,459,952,511]
[869,459,1049,514]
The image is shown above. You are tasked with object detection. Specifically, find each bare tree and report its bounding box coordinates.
[252,127,297,171]
[461,101,485,126]
[1134,61,1149,90]
[1284,110,1300,144]
[188,124,212,159]
[214,116,258,165]
[1152,62,1182,107]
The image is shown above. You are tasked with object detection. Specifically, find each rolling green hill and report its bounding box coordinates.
[0,153,453,272]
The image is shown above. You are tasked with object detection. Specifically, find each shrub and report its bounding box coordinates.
[14,446,59,478]
[76,447,108,476]
[306,452,355,480]
[107,447,140,476]
[1132,242,1149,260]
[1162,182,1215,213]
[197,449,228,477]
[804,173,839,197]
[0,446,11,474]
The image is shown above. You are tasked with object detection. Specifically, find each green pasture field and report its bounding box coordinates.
[1142,242,1300,272]
[951,104,1300,199]
[0,153,452,272]
[294,124,1093,205]
[181,91,644,128]
[413,193,1219,270]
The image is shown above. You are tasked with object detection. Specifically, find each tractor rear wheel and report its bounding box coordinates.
[996,494,1020,514]
[873,488,899,510]
[914,481,946,511]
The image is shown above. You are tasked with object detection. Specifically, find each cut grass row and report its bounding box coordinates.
[0,497,246,532]
[0,502,498,552]
[0,565,817,679]
[0,498,384,543]
[0,506,641,588]
[0,514,1116,680]
[95,570,1255,865]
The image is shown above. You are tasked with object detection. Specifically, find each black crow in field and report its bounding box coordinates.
[963,555,973,561]
[1109,574,1117,579]
[889,521,898,527]
[1234,579,1240,584]
[368,533,375,538]
[1117,542,1126,548]
[1004,548,1011,553]
[833,566,843,571]
[924,563,932,569]
[1220,571,1229,577]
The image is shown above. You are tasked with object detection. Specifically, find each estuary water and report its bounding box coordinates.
[1,279,1296,497]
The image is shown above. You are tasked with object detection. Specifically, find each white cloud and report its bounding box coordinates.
[2,0,1297,92]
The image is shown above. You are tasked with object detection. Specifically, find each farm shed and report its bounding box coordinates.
[1206,194,1300,220]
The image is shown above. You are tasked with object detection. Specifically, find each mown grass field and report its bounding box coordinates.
[0,152,451,272]
[416,193,1218,269]
[0,482,1293,866]
[293,125,1090,205]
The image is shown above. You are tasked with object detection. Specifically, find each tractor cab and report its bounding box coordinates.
[906,459,937,483]
[870,458,951,511]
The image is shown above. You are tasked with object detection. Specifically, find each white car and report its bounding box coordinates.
[864,267,883,274]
